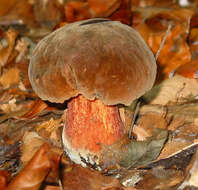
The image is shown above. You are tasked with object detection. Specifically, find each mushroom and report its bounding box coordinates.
[28,18,157,168]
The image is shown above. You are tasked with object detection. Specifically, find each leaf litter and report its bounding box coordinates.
[0,0,198,189]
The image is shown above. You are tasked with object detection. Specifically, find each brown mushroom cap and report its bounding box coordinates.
[28,18,156,106]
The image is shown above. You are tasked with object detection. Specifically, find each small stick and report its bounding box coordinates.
[155,24,172,60]
[128,24,172,139]
[128,100,141,139]
[58,179,64,190]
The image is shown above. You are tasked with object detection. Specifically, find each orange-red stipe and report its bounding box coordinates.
[65,95,125,153]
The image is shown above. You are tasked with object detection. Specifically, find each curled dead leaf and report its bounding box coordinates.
[7,143,51,190]
[62,163,127,190]
[0,29,18,68]
[19,99,48,120]
[99,129,168,170]
[143,75,198,105]
[0,67,20,88]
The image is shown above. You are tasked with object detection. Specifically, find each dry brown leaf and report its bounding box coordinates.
[36,117,62,133]
[64,1,91,22]
[0,0,18,16]
[44,186,60,190]
[134,7,193,79]
[62,163,127,190]
[88,0,121,17]
[33,0,64,29]
[159,141,195,160]
[0,29,18,67]
[184,150,198,187]
[19,99,48,119]
[134,113,167,141]
[0,170,10,190]
[177,149,198,189]
[136,167,184,189]
[131,0,177,7]
[0,0,37,28]
[7,143,51,190]
[143,75,198,105]
[0,98,18,113]
[109,0,132,25]
[64,0,130,24]
[21,131,46,165]
[0,67,20,88]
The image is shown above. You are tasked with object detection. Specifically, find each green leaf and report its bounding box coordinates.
[120,128,168,168]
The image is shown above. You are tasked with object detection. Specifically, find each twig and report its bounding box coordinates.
[155,24,172,60]
[128,100,141,139]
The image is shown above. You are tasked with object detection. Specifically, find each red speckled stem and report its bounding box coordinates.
[65,95,125,153]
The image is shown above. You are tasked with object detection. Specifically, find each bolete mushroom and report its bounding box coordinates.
[28,18,156,167]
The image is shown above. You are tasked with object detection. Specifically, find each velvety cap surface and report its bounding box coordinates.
[28,18,156,105]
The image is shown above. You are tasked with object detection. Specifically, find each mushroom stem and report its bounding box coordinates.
[64,95,125,161]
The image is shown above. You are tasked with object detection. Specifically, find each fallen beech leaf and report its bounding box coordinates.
[0,98,18,113]
[15,38,29,63]
[0,141,21,173]
[143,75,198,105]
[175,58,198,78]
[44,186,60,190]
[136,167,184,189]
[64,0,126,23]
[21,131,63,185]
[131,0,177,7]
[0,29,18,67]
[109,0,132,25]
[179,149,198,188]
[134,7,193,79]
[36,117,62,133]
[100,129,168,169]
[146,142,198,172]
[0,0,37,28]
[0,0,17,16]
[7,143,51,190]
[64,1,91,22]
[21,132,46,165]
[62,163,127,190]
[19,99,48,119]
[134,113,167,141]
[175,26,198,78]
[88,0,121,17]
[0,170,10,190]
[33,0,64,29]
[0,67,20,88]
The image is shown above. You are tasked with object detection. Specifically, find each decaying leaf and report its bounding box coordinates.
[120,129,168,168]
[1,1,198,189]
[133,113,168,141]
[33,0,64,29]
[136,167,184,190]
[7,143,51,190]
[143,75,198,105]
[178,149,198,189]
[109,0,132,25]
[0,170,10,190]
[0,29,18,68]
[88,0,121,17]
[133,7,193,79]
[100,129,168,170]
[64,0,131,24]
[64,1,91,22]
[19,99,48,120]
[21,131,46,165]
[0,68,20,88]
[175,58,198,78]
[0,0,37,27]
[62,163,130,190]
